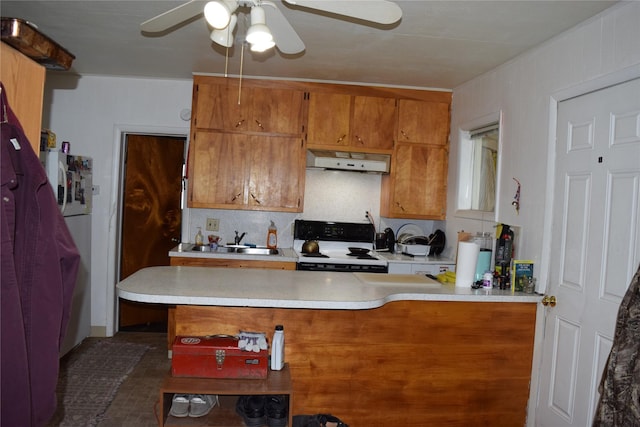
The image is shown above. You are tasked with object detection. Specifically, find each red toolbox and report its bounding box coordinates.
[172,336,268,379]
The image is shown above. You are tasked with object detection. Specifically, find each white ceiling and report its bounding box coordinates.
[1,1,618,89]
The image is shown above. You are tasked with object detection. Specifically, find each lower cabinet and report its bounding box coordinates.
[387,262,454,275]
[159,365,293,427]
[169,257,295,270]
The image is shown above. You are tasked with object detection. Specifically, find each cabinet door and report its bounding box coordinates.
[248,136,305,211]
[194,80,304,135]
[384,143,448,219]
[188,132,249,208]
[194,81,249,131]
[307,92,351,148]
[250,87,305,134]
[397,99,450,146]
[351,96,396,150]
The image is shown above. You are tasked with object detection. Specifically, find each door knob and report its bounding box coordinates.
[542,295,557,307]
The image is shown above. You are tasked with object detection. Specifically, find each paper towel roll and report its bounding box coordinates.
[456,241,480,287]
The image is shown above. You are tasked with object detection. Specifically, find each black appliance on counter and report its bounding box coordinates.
[293,220,388,273]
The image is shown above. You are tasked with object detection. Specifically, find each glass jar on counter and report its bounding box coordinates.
[524,277,536,294]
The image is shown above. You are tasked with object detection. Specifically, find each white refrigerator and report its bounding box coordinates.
[40,150,92,356]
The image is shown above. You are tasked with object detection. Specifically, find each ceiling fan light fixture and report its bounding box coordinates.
[250,39,276,52]
[210,14,237,47]
[246,6,273,44]
[204,0,238,29]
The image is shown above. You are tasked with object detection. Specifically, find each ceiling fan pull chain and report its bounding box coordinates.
[238,42,245,105]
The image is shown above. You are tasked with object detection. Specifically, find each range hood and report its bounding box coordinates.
[306,150,390,173]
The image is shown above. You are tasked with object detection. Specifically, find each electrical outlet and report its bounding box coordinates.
[206,218,219,232]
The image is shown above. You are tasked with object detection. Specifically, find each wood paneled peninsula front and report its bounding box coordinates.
[117,267,538,426]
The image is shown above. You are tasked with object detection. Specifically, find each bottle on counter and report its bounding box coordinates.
[267,220,278,249]
[270,324,285,371]
[195,227,204,246]
[482,271,493,289]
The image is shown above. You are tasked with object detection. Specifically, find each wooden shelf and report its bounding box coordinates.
[159,365,292,427]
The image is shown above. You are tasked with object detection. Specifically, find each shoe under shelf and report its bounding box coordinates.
[159,364,292,427]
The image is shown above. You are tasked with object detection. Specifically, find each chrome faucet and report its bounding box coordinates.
[234,231,246,245]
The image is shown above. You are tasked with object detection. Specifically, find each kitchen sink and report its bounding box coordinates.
[236,248,280,255]
[213,246,238,253]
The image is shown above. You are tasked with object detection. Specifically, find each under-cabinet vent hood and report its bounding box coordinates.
[306,150,390,173]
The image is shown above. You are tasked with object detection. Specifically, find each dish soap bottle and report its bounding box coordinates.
[270,324,285,371]
[195,227,204,246]
[266,221,278,249]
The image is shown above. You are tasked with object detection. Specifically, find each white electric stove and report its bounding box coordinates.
[293,220,388,273]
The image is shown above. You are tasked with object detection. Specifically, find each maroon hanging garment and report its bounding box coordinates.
[1,83,80,427]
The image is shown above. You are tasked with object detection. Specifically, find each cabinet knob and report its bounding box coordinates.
[235,119,245,128]
[400,130,410,140]
[355,135,364,144]
[336,134,346,144]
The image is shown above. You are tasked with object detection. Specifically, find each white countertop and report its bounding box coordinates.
[117,266,540,310]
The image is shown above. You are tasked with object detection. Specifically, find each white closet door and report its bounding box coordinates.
[536,78,640,426]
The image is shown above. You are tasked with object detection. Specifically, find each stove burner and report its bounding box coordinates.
[303,253,329,258]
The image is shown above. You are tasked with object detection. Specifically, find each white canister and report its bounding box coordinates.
[270,325,285,371]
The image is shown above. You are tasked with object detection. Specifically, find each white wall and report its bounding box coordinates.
[446,2,640,425]
[44,75,193,335]
[447,1,640,282]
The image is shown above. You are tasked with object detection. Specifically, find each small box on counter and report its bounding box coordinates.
[511,260,534,292]
[172,335,268,379]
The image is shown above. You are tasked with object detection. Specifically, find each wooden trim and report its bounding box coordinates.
[169,257,296,270]
[193,75,453,103]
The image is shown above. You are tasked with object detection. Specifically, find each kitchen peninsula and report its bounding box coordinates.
[117,266,539,426]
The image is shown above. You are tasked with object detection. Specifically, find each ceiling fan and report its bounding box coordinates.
[141,0,402,54]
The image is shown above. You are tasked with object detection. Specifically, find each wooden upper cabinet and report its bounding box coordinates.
[381,143,448,219]
[188,132,248,208]
[381,93,452,220]
[397,99,450,146]
[307,92,396,152]
[247,136,305,210]
[0,43,45,152]
[193,76,305,135]
[187,131,304,212]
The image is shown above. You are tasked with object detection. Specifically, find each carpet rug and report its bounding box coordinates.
[47,339,149,427]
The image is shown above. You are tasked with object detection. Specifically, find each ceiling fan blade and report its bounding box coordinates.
[141,0,206,33]
[282,0,402,25]
[263,3,305,54]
